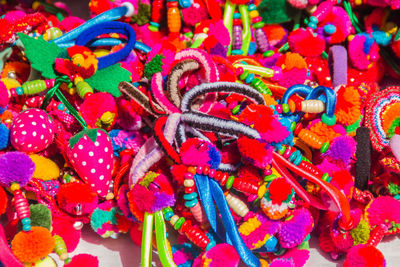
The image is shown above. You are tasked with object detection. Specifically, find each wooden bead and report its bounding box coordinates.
[170,215,179,226]
[233,179,259,195]
[190,202,207,224]
[167,7,181,33]
[301,100,325,113]
[184,179,195,187]
[13,190,30,220]
[225,193,249,217]
[185,226,210,250]
[298,129,323,149]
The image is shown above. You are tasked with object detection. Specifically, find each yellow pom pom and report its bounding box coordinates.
[350,219,371,245]
[30,155,60,181]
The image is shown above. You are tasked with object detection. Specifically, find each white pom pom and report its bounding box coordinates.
[121,2,135,17]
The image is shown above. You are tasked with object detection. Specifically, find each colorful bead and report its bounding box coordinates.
[226,175,235,189]
[321,113,337,126]
[184,179,195,187]
[174,217,185,230]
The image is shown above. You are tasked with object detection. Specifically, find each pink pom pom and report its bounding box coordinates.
[202,244,240,267]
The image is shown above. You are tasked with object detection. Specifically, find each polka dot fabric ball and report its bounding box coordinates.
[10,109,54,154]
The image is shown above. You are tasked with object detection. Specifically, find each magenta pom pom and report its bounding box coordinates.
[202,244,240,267]
[0,151,35,187]
[278,208,314,248]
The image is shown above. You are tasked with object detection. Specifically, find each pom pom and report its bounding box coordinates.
[288,29,326,57]
[350,219,371,246]
[237,135,273,169]
[0,123,10,150]
[52,217,81,253]
[366,196,400,226]
[324,136,357,167]
[28,204,52,231]
[0,81,9,108]
[268,177,293,204]
[80,93,117,130]
[57,183,98,216]
[11,227,55,263]
[202,244,240,267]
[0,151,35,187]
[344,244,385,267]
[0,186,7,215]
[29,155,60,181]
[180,139,221,169]
[67,254,99,267]
[278,208,314,248]
[348,34,380,70]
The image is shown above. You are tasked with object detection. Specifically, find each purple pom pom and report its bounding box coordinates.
[324,136,356,166]
[278,208,314,248]
[0,151,35,187]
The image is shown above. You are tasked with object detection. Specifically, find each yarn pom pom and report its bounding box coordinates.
[343,244,385,267]
[52,217,81,252]
[329,170,354,199]
[288,28,326,57]
[366,196,400,226]
[278,208,314,248]
[29,204,52,231]
[180,138,221,169]
[67,254,99,267]
[324,136,357,167]
[348,34,379,70]
[279,248,310,267]
[0,80,9,108]
[0,186,7,215]
[80,92,117,130]
[11,226,55,263]
[0,151,35,187]
[57,183,98,216]
[268,177,293,204]
[237,135,273,169]
[270,258,295,267]
[29,154,60,181]
[202,244,240,267]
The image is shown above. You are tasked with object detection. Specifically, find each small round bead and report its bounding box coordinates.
[321,113,337,126]
[309,16,318,24]
[288,100,296,113]
[148,183,160,192]
[226,176,235,189]
[239,70,249,80]
[322,173,330,182]
[64,258,72,265]
[220,173,229,186]
[264,174,277,182]
[252,17,262,24]
[263,50,274,57]
[293,154,303,166]
[278,146,287,155]
[187,167,197,174]
[264,168,272,176]
[170,215,180,226]
[203,166,210,176]
[165,211,174,221]
[236,67,244,76]
[253,21,265,29]
[271,66,282,81]
[248,4,257,11]
[164,207,173,214]
[294,123,303,135]
[184,172,194,180]
[185,187,195,194]
[245,73,255,84]
[185,199,198,208]
[21,217,31,226]
[233,13,241,19]
[324,24,336,35]
[275,104,283,114]
[196,166,203,174]
[290,121,296,132]
[282,103,290,113]
[320,142,330,153]
[231,49,244,55]
[283,147,293,158]
[174,217,185,230]
[23,224,31,231]
[214,171,223,182]
[206,240,216,251]
[232,105,241,115]
[10,183,20,192]
[233,19,241,25]
[249,10,259,18]
[184,192,198,200]
[208,169,216,178]
[184,179,195,187]
[16,87,23,95]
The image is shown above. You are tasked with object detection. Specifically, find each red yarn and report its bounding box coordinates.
[67,254,99,267]
[268,177,292,204]
[238,165,261,182]
[129,223,143,246]
[57,183,97,204]
[52,217,81,253]
[131,185,156,212]
[288,29,326,57]
[0,186,7,215]
[170,164,188,185]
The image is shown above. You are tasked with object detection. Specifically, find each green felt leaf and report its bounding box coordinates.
[85,63,131,97]
[18,33,64,79]
[69,128,107,149]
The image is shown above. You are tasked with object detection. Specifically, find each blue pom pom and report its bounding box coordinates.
[207,145,221,169]
[372,30,391,46]
[0,124,9,150]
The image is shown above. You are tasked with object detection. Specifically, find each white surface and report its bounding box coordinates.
[53,226,400,267]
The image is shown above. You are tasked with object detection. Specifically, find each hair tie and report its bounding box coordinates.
[52,6,131,45]
[151,73,181,114]
[75,21,136,70]
[181,82,265,113]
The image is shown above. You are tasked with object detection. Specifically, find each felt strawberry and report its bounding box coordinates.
[10,108,55,154]
[66,128,113,198]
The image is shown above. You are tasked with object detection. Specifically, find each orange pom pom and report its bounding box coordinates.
[11,227,55,263]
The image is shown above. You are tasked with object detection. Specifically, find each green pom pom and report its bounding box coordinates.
[131,3,151,26]
[350,219,370,245]
[144,55,164,80]
[29,204,52,230]
[257,0,297,24]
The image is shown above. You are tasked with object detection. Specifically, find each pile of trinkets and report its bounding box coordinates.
[1,0,400,266]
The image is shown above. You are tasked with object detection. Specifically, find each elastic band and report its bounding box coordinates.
[154,211,177,267]
[182,112,261,139]
[75,21,136,69]
[167,59,200,108]
[281,84,313,105]
[58,38,151,53]
[153,116,182,164]
[306,86,337,117]
[119,81,161,116]
[329,45,348,89]
[152,73,181,114]
[53,6,129,45]
[181,82,265,113]
[141,212,154,267]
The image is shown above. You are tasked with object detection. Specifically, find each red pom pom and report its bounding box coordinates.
[68,254,99,267]
[57,183,98,216]
[170,164,188,185]
[344,244,385,267]
[52,217,81,253]
[288,29,326,57]
[268,177,292,203]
